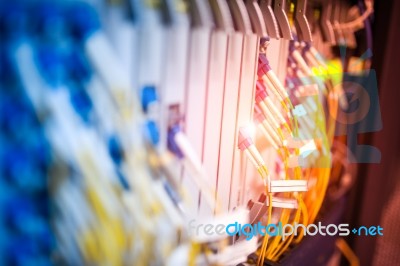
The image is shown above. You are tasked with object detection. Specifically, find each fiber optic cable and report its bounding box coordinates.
[257,192,273,266]
[256,81,292,134]
[238,128,270,189]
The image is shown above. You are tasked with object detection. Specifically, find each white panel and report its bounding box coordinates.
[216,32,244,213]
[183,28,212,216]
[199,30,229,216]
[229,34,258,211]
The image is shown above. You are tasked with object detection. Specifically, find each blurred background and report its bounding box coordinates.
[0,0,399,265]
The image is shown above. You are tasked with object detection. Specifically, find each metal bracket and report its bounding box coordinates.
[294,0,312,42]
[259,0,280,39]
[273,0,293,39]
[319,0,336,44]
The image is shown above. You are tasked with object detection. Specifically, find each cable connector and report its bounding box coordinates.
[238,127,254,152]
[269,179,308,193]
[167,125,184,159]
[146,120,160,146]
[265,197,298,208]
[67,2,101,41]
[238,127,271,190]
[257,53,272,77]
[253,106,280,149]
[256,81,289,130]
[141,85,158,113]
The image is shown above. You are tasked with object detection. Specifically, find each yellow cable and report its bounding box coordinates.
[258,193,273,266]
[188,242,201,266]
[336,238,360,266]
[293,195,309,244]
[270,196,302,260]
[265,207,291,258]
